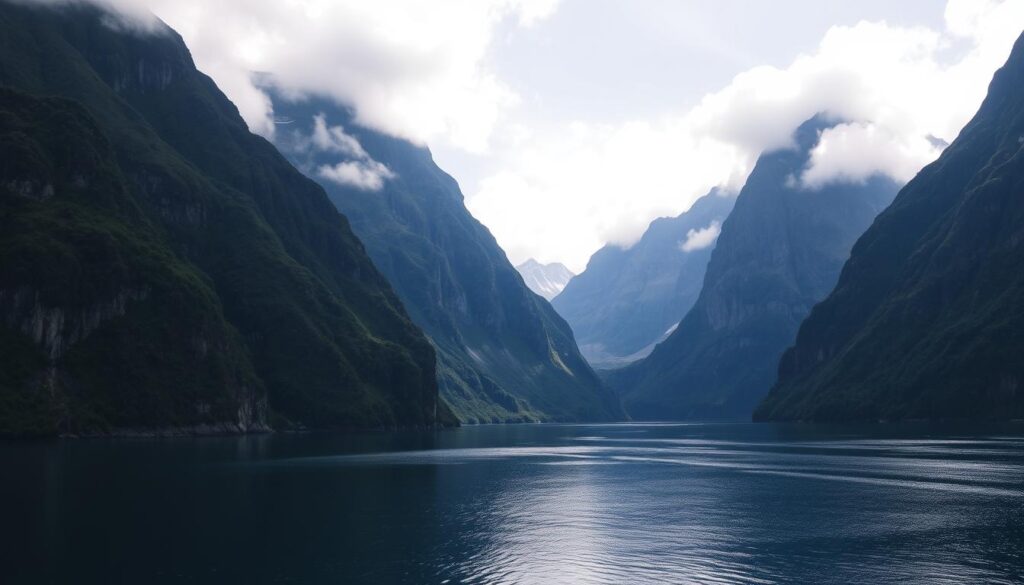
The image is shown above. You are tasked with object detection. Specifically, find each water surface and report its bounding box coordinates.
[4,422,1024,584]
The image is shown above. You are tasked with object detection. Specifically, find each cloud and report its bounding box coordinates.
[305,113,394,191]
[680,221,722,252]
[800,122,941,189]
[140,0,557,150]
[23,0,559,147]
[311,114,370,159]
[317,161,394,191]
[22,0,1024,270]
[467,122,746,271]
[13,0,162,30]
[467,1,1024,270]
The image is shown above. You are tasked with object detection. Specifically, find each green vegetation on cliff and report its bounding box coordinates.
[0,2,448,435]
[757,33,1024,422]
[270,96,623,423]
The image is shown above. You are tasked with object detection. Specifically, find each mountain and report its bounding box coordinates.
[0,2,449,436]
[268,95,624,424]
[553,190,736,369]
[756,34,1024,422]
[608,116,900,420]
[516,259,574,301]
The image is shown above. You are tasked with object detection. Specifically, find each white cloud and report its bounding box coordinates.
[467,1,1024,270]
[23,0,1024,271]
[680,221,722,252]
[141,0,556,151]
[26,0,558,148]
[311,114,369,159]
[508,0,559,26]
[317,161,394,192]
[16,0,161,29]
[306,113,394,191]
[467,122,746,271]
[800,122,941,189]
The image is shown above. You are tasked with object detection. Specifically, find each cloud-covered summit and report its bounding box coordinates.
[19,0,1024,271]
[799,122,940,190]
[20,0,559,151]
[467,0,1024,270]
[151,0,558,150]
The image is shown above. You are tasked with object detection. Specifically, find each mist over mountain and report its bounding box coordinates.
[757,32,1024,422]
[553,190,736,369]
[516,259,574,301]
[268,95,624,424]
[608,115,900,420]
[0,2,449,435]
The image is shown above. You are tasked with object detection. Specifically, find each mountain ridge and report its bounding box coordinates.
[267,94,625,424]
[608,115,900,420]
[756,32,1024,422]
[517,259,574,301]
[0,1,448,435]
[553,189,736,369]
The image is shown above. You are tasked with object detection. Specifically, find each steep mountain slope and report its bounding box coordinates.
[269,96,623,423]
[609,116,899,420]
[0,2,446,435]
[553,190,736,368]
[757,34,1024,422]
[516,259,574,301]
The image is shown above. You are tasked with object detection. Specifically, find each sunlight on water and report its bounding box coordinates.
[258,424,1024,584]
[3,422,1024,584]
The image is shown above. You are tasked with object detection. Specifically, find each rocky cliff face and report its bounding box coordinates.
[269,95,624,424]
[0,2,444,436]
[553,190,736,369]
[2,286,147,361]
[608,116,899,420]
[756,33,1024,422]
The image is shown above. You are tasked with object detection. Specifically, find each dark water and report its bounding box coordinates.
[4,422,1024,584]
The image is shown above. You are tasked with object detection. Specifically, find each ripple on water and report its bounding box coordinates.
[418,427,1024,584]
[6,422,1024,584]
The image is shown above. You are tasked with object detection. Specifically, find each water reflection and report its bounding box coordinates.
[2,423,1024,584]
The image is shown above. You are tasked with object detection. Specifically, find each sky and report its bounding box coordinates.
[29,0,1024,272]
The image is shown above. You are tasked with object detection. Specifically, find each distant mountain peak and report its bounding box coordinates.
[516,259,575,301]
[267,94,622,424]
[607,114,900,420]
[551,189,736,369]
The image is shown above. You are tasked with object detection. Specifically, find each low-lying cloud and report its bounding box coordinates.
[310,115,370,159]
[317,161,394,192]
[800,122,940,189]
[305,114,395,191]
[680,221,722,253]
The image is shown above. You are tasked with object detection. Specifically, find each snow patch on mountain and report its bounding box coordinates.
[516,259,575,301]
